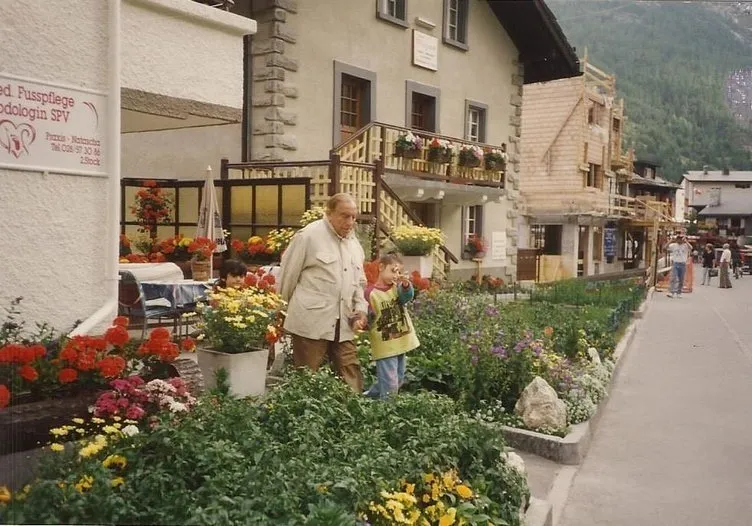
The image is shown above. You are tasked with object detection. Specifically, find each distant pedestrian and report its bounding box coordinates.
[719,243,733,289]
[700,243,715,285]
[666,233,691,298]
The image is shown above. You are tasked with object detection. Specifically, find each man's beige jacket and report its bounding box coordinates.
[278,218,367,342]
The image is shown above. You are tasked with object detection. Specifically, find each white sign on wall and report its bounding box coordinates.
[0,73,107,176]
[412,30,438,71]
[492,231,507,261]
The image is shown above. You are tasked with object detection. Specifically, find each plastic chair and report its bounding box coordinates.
[118,271,181,340]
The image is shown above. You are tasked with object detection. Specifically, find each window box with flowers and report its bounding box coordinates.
[195,286,285,397]
[394,131,423,159]
[391,224,444,277]
[463,234,487,260]
[458,145,484,168]
[426,138,454,164]
[484,147,508,172]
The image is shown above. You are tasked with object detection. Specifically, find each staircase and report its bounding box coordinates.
[220,122,509,279]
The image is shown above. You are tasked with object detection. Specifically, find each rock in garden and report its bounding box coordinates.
[501,451,527,477]
[514,376,567,430]
[587,347,602,365]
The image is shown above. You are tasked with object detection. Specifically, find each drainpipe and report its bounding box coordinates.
[71,0,121,335]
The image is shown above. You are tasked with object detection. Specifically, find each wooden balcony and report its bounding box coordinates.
[335,122,506,188]
[220,156,458,279]
[601,194,675,225]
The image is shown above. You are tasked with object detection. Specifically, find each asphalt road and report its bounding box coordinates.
[559,267,752,526]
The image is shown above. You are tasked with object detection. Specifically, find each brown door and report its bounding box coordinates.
[340,75,367,142]
[517,249,539,281]
[411,92,436,132]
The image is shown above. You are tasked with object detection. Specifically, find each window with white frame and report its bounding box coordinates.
[443,0,469,48]
[466,106,486,142]
[463,205,483,246]
[377,0,407,26]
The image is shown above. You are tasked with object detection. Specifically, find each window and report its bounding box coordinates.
[464,101,487,143]
[593,226,603,261]
[443,0,469,49]
[405,81,440,132]
[376,0,408,26]
[530,225,562,255]
[735,183,751,189]
[463,205,483,243]
[586,163,604,189]
[731,217,742,228]
[333,61,376,145]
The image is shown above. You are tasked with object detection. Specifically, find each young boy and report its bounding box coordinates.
[363,253,420,399]
[216,259,248,290]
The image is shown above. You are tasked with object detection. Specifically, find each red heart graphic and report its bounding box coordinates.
[0,120,36,159]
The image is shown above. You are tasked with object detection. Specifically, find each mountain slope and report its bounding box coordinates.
[546,0,752,181]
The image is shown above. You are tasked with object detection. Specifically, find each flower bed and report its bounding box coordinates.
[1,371,528,525]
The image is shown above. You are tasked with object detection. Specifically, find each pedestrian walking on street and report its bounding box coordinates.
[719,243,733,289]
[278,193,368,392]
[666,233,691,298]
[700,243,716,285]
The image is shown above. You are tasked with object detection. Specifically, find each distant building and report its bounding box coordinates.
[683,169,752,237]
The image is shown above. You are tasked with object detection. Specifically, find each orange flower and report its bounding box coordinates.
[105,325,130,347]
[97,356,126,378]
[543,326,554,338]
[0,385,9,408]
[18,365,39,382]
[58,368,78,384]
[113,316,129,328]
[149,327,171,342]
[180,337,196,352]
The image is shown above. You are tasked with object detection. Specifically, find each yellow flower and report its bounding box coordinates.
[438,507,457,526]
[74,475,94,493]
[423,473,435,483]
[455,484,473,499]
[405,483,415,495]
[422,494,431,503]
[103,425,121,435]
[50,427,68,437]
[50,443,65,452]
[111,477,125,488]
[92,417,105,424]
[102,454,127,469]
[76,428,86,434]
[0,486,11,503]
[72,418,85,425]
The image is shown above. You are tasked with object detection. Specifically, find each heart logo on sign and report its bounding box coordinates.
[0,120,37,159]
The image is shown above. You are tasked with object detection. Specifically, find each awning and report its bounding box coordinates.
[383,173,506,206]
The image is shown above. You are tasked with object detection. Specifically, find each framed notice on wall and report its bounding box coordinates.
[412,30,438,71]
[0,73,107,177]
[492,231,507,261]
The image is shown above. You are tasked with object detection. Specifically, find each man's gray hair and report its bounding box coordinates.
[326,193,357,213]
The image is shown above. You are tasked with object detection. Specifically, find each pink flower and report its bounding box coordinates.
[126,405,145,420]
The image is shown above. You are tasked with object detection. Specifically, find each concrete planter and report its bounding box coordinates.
[401,254,433,277]
[197,347,268,398]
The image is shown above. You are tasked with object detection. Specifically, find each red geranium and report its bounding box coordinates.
[105,325,130,347]
[150,327,172,342]
[0,385,9,408]
[97,356,126,379]
[58,368,78,384]
[113,316,129,328]
[18,365,38,382]
[180,337,196,352]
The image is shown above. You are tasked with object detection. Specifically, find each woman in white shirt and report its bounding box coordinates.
[719,243,733,289]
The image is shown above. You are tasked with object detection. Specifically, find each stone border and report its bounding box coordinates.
[506,292,650,465]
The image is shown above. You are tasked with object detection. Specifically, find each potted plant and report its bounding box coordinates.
[484,147,508,171]
[265,228,297,261]
[458,145,484,168]
[427,138,454,163]
[231,235,274,269]
[464,234,487,259]
[154,234,194,277]
[391,224,444,276]
[195,286,285,397]
[130,180,172,239]
[300,206,326,227]
[188,237,217,281]
[394,131,423,159]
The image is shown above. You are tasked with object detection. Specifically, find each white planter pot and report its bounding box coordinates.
[197,347,269,398]
[401,254,433,277]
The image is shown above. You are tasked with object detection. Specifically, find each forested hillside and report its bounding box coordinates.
[547,0,752,181]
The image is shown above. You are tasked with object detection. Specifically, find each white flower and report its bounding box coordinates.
[169,401,189,413]
[122,424,139,437]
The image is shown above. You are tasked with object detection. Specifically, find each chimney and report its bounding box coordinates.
[722,167,730,175]
[703,165,708,174]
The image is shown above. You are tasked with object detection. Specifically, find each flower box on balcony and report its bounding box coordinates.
[394,132,423,159]
[484,148,508,172]
[395,146,422,159]
[426,138,454,164]
[458,146,483,168]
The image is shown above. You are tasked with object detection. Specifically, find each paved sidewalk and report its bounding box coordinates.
[559,268,752,526]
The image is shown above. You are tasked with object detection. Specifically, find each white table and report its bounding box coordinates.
[119,262,184,282]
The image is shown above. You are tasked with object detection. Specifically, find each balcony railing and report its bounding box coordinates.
[334,122,506,188]
[601,194,674,223]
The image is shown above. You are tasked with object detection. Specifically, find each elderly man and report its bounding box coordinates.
[278,193,368,391]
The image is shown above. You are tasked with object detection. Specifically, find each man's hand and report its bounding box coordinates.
[349,311,368,331]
